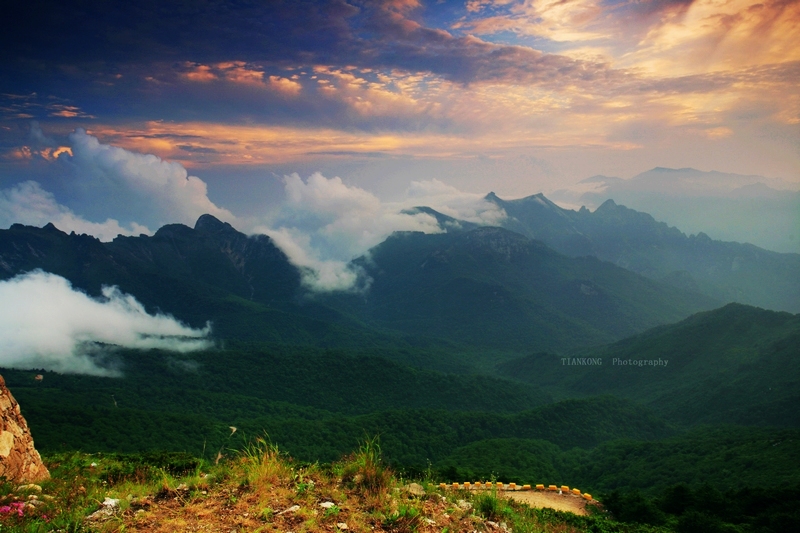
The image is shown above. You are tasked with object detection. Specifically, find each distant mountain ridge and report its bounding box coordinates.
[497,303,800,427]
[472,192,800,312]
[549,167,800,254]
[0,216,386,348]
[321,225,716,352]
[0,215,715,356]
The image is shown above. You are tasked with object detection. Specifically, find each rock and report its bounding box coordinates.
[86,497,121,522]
[336,522,348,530]
[405,482,425,496]
[457,499,472,511]
[319,501,336,509]
[0,375,49,482]
[103,497,120,509]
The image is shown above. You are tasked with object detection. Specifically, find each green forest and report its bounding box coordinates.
[2,221,799,532]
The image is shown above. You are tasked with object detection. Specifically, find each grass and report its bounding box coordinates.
[0,440,672,533]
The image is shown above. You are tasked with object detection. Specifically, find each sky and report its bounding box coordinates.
[1,0,799,268]
[0,0,798,374]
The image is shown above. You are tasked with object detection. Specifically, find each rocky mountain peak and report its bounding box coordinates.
[195,214,235,234]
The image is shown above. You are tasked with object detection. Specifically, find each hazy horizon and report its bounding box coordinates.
[2,1,799,266]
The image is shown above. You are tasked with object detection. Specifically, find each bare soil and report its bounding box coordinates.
[502,490,593,516]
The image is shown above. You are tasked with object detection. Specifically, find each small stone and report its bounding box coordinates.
[319,501,336,509]
[405,483,425,496]
[176,483,189,491]
[337,522,348,530]
[103,497,120,510]
[85,498,121,522]
[457,499,472,511]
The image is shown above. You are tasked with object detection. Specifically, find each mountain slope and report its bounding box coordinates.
[481,192,800,312]
[0,218,392,348]
[1,217,716,355]
[554,167,800,255]
[496,303,800,426]
[324,226,716,352]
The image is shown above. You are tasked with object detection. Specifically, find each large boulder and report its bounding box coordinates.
[0,375,49,482]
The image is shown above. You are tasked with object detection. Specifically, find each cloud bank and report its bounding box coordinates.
[2,128,240,241]
[0,271,212,376]
[254,172,442,291]
[0,180,151,241]
[4,129,508,291]
[66,129,237,230]
[253,173,507,292]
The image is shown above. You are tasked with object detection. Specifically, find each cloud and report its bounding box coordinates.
[0,270,212,376]
[267,75,302,95]
[260,226,365,292]
[65,129,237,229]
[403,178,507,225]
[251,172,508,292]
[253,172,445,291]
[0,180,151,241]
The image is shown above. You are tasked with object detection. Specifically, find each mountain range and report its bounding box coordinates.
[548,167,800,255]
[478,191,800,312]
[2,196,799,516]
[497,303,800,427]
[1,210,718,358]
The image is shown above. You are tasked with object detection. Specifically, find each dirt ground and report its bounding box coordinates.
[502,490,593,516]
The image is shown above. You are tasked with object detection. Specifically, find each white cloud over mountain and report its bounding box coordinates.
[0,180,151,241]
[66,129,237,230]
[2,129,510,291]
[0,271,212,376]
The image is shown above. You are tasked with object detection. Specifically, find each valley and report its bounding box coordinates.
[1,199,798,532]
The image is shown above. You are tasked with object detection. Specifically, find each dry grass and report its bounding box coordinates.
[0,442,640,533]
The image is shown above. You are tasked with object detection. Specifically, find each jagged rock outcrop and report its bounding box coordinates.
[0,375,49,482]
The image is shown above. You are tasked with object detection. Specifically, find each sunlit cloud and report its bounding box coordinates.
[65,129,237,229]
[267,75,302,95]
[628,0,800,75]
[181,63,217,82]
[459,0,800,78]
[1,0,797,207]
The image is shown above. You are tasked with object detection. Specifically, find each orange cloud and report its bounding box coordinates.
[267,76,302,95]
[219,62,265,85]
[618,0,800,75]
[182,63,217,82]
